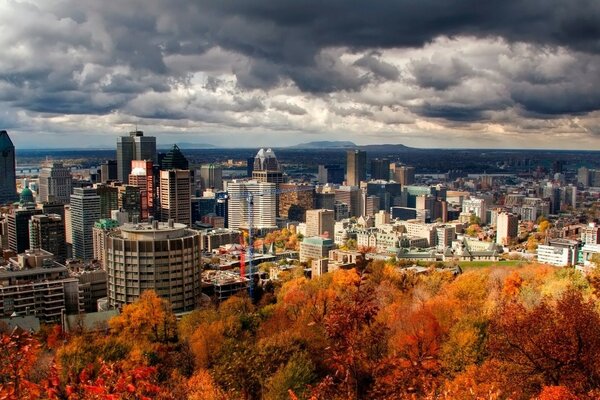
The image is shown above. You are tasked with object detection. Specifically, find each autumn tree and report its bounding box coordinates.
[0,330,41,400]
[109,290,177,344]
[488,288,600,398]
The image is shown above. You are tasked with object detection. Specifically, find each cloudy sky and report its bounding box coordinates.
[1,0,600,149]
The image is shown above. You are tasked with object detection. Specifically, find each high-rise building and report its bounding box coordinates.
[116,131,156,182]
[159,170,191,226]
[129,160,154,218]
[70,187,101,261]
[496,212,518,246]
[100,160,118,183]
[105,221,202,312]
[335,186,362,217]
[0,130,17,204]
[366,181,402,211]
[161,144,189,170]
[198,164,223,191]
[316,192,335,210]
[215,191,229,228]
[392,165,416,185]
[29,214,66,262]
[227,180,276,230]
[38,161,72,203]
[7,205,43,253]
[317,164,345,184]
[279,183,315,221]
[346,150,366,186]
[95,183,119,220]
[305,209,335,238]
[462,197,487,224]
[370,158,390,180]
[252,148,285,183]
[118,185,142,222]
[92,218,120,268]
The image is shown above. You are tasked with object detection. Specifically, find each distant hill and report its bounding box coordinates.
[290,141,357,149]
[158,142,216,149]
[358,143,414,151]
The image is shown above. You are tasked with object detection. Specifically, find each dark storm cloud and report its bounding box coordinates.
[354,53,400,81]
[410,57,474,90]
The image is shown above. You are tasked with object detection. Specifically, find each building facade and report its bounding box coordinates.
[159,170,191,226]
[346,149,366,186]
[116,131,156,182]
[38,162,72,203]
[105,221,202,312]
[0,130,16,204]
[70,187,101,261]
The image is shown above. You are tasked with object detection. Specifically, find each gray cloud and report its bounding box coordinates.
[0,0,600,148]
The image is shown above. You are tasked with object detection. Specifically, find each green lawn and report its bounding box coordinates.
[456,260,529,270]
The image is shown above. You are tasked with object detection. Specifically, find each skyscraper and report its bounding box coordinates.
[129,160,155,219]
[70,187,101,261]
[346,149,366,186]
[0,130,17,204]
[279,183,315,222]
[7,205,43,253]
[227,180,276,230]
[29,214,66,262]
[198,164,223,191]
[116,131,156,182]
[159,170,191,226]
[38,161,72,203]
[317,164,345,184]
[370,158,390,180]
[252,148,284,183]
[392,165,416,185]
[100,160,118,183]
[496,212,518,246]
[161,144,189,170]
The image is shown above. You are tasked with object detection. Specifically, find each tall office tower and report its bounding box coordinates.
[246,157,255,177]
[38,161,72,203]
[161,144,189,170]
[0,130,17,204]
[116,130,156,182]
[70,187,101,261]
[159,170,191,226]
[335,186,362,217]
[252,148,285,217]
[496,212,518,246]
[95,184,119,219]
[252,148,285,183]
[215,191,229,228]
[130,160,154,215]
[7,205,43,253]
[29,214,66,262]
[370,158,390,180]
[393,165,416,185]
[362,194,380,217]
[118,185,142,222]
[227,180,276,230]
[346,150,366,186]
[105,221,202,312]
[279,183,315,221]
[317,164,345,184]
[305,209,335,238]
[577,167,590,188]
[198,164,223,191]
[100,160,118,183]
[366,181,402,212]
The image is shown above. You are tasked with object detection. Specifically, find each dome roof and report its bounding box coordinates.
[20,187,34,203]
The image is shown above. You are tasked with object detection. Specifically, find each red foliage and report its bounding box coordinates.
[0,330,41,399]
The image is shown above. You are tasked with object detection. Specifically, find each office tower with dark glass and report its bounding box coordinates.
[161,144,189,170]
[116,131,157,182]
[29,214,67,262]
[346,149,366,186]
[0,130,17,204]
[370,158,390,180]
[38,161,73,203]
[70,187,101,261]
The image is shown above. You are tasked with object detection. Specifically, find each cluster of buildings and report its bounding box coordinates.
[1,127,600,330]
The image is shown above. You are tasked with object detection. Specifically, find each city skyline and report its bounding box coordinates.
[0,1,599,150]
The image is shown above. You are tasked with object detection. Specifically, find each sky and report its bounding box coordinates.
[1,0,600,149]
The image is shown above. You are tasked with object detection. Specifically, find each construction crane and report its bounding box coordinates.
[226,183,316,300]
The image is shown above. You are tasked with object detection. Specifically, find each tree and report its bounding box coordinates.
[488,289,600,397]
[0,330,41,399]
[264,352,316,400]
[109,290,177,344]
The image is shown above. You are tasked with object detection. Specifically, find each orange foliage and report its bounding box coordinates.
[538,385,579,400]
[0,330,41,400]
